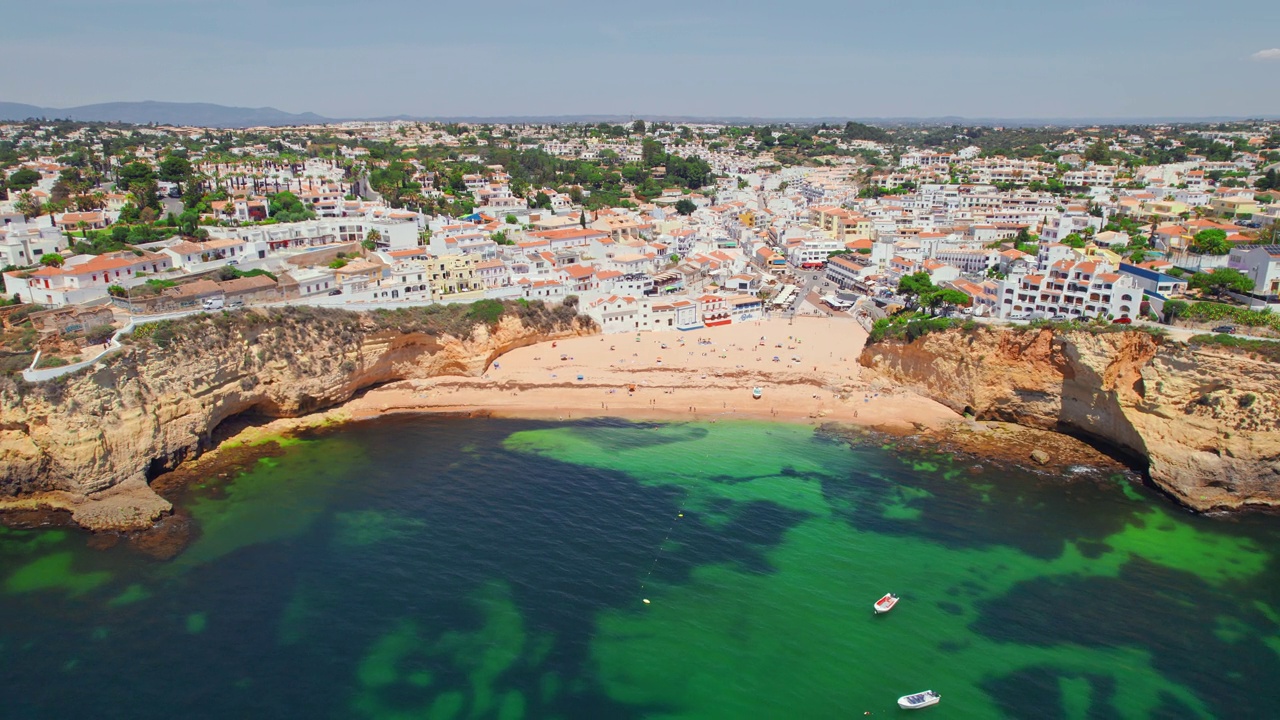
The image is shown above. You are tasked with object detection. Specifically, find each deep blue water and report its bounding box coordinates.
[0,416,1277,719]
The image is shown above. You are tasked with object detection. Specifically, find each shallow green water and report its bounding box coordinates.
[0,418,1276,719]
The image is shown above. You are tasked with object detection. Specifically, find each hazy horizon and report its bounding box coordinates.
[4,0,1279,120]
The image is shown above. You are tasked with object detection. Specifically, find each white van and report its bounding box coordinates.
[202,297,225,311]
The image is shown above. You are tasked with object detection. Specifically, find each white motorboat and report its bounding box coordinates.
[873,593,899,614]
[752,387,763,399]
[898,690,940,710]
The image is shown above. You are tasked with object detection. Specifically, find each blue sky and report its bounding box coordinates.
[4,0,1279,119]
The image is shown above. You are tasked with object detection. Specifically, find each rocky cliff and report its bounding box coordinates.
[859,327,1280,512]
[0,305,593,528]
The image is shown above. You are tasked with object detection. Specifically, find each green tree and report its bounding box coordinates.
[674,198,696,215]
[1255,168,1278,191]
[117,162,155,192]
[1188,268,1254,297]
[1085,140,1110,165]
[269,191,316,223]
[1190,228,1231,255]
[129,178,161,215]
[7,168,40,190]
[631,119,646,135]
[897,271,935,299]
[177,209,201,236]
[640,139,664,168]
[14,191,43,218]
[842,121,890,143]
[1061,232,1087,249]
[504,214,518,225]
[531,191,552,210]
[158,155,192,185]
[40,253,65,267]
[1162,299,1189,322]
[921,287,969,315]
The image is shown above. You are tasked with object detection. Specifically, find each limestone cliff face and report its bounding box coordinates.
[859,327,1280,511]
[0,308,593,506]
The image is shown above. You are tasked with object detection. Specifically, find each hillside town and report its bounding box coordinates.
[2,118,1279,373]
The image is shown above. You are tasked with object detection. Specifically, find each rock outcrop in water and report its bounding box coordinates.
[859,326,1280,512]
[0,305,594,529]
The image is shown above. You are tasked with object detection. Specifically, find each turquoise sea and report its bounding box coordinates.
[1,417,1278,719]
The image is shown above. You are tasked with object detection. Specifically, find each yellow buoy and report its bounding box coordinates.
[642,598,651,604]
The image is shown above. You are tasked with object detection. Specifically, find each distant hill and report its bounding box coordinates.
[0,102,49,121]
[0,101,1275,129]
[0,101,329,128]
[371,113,1279,128]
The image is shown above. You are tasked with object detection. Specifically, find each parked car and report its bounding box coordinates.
[1213,325,1236,334]
[1112,317,1132,324]
[327,288,343,296]
[1050,314,1069,321]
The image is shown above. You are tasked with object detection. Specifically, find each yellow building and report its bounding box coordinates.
[1139,199,1189,220]
[1209,196,1260,218]
[809,206,874,240]
[426,254,481,296]
[1083,245,1122,266]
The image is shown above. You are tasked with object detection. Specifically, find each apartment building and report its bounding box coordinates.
[997,259,1143,320]
[809,206,874,240]
[932,248,999,274]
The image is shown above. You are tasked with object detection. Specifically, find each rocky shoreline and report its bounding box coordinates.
[0,405,1145,560]
[3,316,1276,545]
[0,305,594,533]
[859,326,1280,513]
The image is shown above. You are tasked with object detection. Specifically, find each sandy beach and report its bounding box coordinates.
[342,315,960,431]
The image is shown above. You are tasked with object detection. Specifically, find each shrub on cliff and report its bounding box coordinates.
[467,299,505,326]
[120,300,591,359]
[1184,302,1280,331]
[1189,334,1280,363]
[868,314,961,343]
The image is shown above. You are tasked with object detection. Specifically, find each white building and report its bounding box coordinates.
[1227,245,1280,297]
[995,259,1144,320]
[0,222,64,267]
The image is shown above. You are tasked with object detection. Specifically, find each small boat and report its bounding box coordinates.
[873,593,899,614]
[898,690,940,710]
[752,387,763,399]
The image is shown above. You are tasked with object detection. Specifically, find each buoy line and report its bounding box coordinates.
[640,511,684,605]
